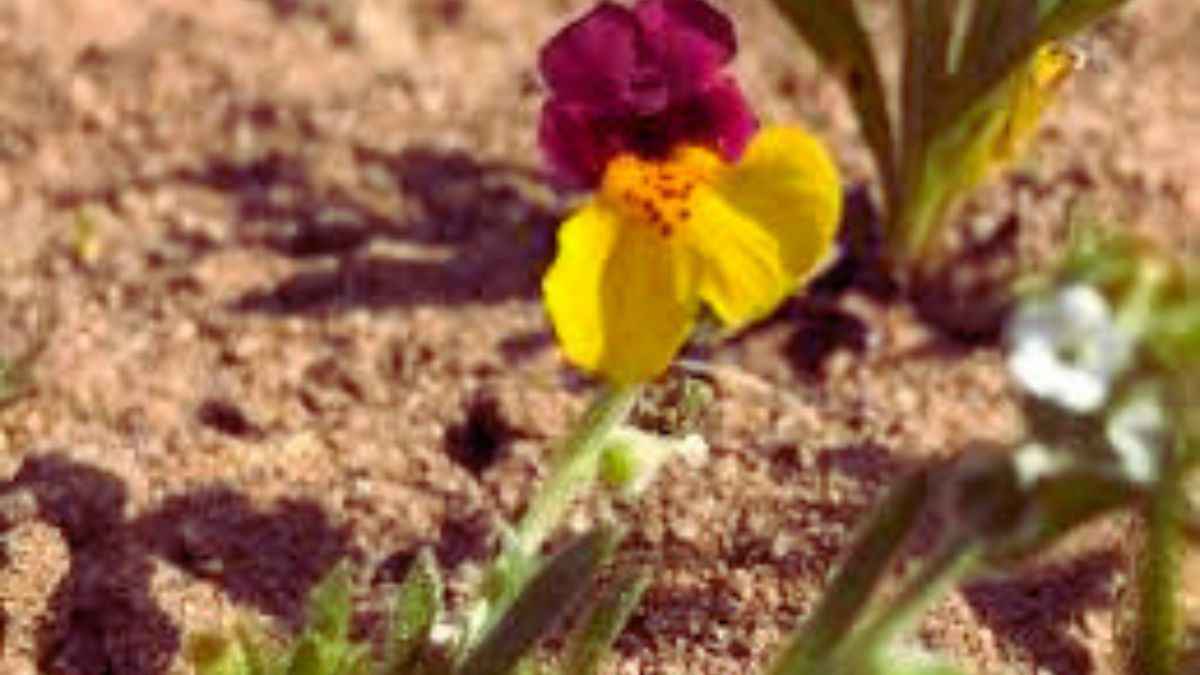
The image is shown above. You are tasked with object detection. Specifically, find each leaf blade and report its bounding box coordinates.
[457,528,619,675]
[769,0,898,208]
[562,569,651,675]
[383,549,443,673]
[1036,0,1133,43]
[766,469,933,675]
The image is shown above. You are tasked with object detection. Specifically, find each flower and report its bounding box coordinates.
[538,0,757,189]
[1012,442,1070,489]
[544,127,841,384]
[1106,388,1167,484]
[1007,284,1134,413]
[539,1,841,385]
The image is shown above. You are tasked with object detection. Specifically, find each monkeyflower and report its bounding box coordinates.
[540,0,842,384]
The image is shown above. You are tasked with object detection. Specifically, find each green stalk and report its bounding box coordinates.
[831,536,981,672]
[767,470,932,675]
[1115,258,1169,338]
[890,168,955,268]
[1132,463,1185,675]
[458,384,641,654]
[512,385,642,556]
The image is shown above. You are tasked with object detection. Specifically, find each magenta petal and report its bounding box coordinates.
[539,3,650,109]
[692,77,756,161]
[537,0,753,187]
[635,0,736,94]
[539,101,612,190]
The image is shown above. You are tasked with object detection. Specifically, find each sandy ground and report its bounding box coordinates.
[0,0,1197,673]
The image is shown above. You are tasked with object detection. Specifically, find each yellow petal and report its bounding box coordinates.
[542,200,698,384]
[683,126,842,327]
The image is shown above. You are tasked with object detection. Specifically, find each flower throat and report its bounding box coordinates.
[600,146,722,240]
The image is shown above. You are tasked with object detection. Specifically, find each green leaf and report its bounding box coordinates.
[927,0,957,80]
[0,348,38,411]
[956,0,1004,89]
[458,528,620,675]
[507,659,545,675]
[900,0,930,170]
[985,466,1136,561]
[236,620,289,675]
[383,549,443,673]
[981,0,1039,80]
[341,646,373,675]
[307,564,355,642]
[1151,305,1200,368]
[899,0,955,207]
[945,0,1040,131]
[286,638,324,675]
[1035,0,1133,44]
[944,0,1123,135]
[769,0,898,208]
[461,386,641,654]
[766,469,932,675]
[831,538,981,673]
[872,652,972,675]
[562,569,651,675]
[187,632,251,675]
[285,635,366,675]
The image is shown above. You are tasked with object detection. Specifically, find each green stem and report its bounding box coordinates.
[887,129,976,273]
[1115,258,1168,337]
[832,536,981,672]
[458,384,641,654]
[767,470,932,675]
[512,384,642,557]
[1133,464,1185,675]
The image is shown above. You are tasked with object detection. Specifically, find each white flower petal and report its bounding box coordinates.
[1013,442,1068,488]
[1007,284,1133,412]
[1049,367,1108,413]
[1107,391,1166,484]
[1059,284,1110,332]
[1008,340,1060,397]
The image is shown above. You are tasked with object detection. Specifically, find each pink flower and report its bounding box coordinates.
[539,0,757,189]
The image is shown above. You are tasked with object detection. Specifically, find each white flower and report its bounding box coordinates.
[1012,442,1071,489]
[1106,389,1167,484]
[428,620,461,648]
[1007,284,1134,413]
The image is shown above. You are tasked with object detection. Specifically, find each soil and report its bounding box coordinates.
[0,1,1196,674]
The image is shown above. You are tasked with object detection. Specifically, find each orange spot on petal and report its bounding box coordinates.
[600,147,724,240]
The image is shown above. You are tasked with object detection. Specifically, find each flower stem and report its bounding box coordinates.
[767,469,932,675]
[1115,258,1168,337]
[458,384,641,655]
[1132,459,1185,675]
[832,534,981,671]
[889,164,956,271]
[511,384,642,557]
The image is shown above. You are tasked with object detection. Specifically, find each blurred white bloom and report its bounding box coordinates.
[428,620,461,648]
[1106,389,1167,484]
[1007,284,1134,413]
[1013,442,1070,488]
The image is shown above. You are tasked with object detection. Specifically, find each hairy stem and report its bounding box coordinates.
[458,384,641,654]
[1133,463,1185,675]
